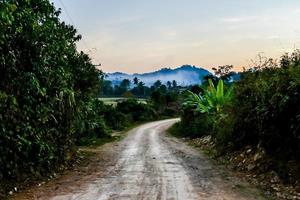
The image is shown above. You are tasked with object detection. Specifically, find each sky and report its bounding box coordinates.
[51,0,300,73]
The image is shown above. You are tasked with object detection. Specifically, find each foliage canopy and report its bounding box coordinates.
[0,0,101,180]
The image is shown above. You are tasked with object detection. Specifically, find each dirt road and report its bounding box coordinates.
[12,119,265,200]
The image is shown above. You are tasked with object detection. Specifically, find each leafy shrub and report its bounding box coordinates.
[178,107,214,138]
[150,88,180,117]
[116,99,157,122]
[0,0,101,181]
[183,79,233,143]
[182,51,300,160]
[75,99,109,141]
[180,52,300,161]
[232,54,300,160]
[212,106,234,151]
[185,79,233,114]
[95,100,129,130]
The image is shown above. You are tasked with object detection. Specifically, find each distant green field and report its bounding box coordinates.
[98,97,147,106]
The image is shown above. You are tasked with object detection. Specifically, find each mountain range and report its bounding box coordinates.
[105,65,212,86]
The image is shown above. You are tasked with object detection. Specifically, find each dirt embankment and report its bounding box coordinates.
[188,136,300,200]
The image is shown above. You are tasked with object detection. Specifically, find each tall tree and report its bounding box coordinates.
[101,80,113,96]
[159,84,167,93]
[0,0,101,180]
[153,80,162,89]
[120,79,131,90]
[133,77,139,85]
[172,80,177,88]
[167,81,172,89]
[212,65,234,81]
[137,81,145,96]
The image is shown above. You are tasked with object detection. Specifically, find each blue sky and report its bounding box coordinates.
[51,0,300,73]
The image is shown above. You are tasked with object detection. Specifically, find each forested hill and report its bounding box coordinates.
[106,65,211,86]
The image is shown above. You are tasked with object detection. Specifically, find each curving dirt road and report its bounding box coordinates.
[12,119,265,200]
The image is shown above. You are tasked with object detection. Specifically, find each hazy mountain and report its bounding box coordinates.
[105,65,211,86]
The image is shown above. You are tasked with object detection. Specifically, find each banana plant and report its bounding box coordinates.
[184,79,233,114]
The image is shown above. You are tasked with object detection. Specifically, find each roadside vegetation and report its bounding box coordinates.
[170,53,300,199]
[2,0,299,199]
[0,0,181,197]
[0,0,102,196]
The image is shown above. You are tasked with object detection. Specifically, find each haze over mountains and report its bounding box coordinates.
[105,65,211,86]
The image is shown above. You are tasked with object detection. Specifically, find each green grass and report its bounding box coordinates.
[77,121,149,147]
[98,97,147,106]
[77,135,121,147]
[166,122,183,137]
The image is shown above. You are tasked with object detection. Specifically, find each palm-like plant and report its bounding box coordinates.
[185,79,233,114]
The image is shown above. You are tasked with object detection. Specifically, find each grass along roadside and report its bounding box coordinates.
[98,97,147,106]
[77,121,149,147]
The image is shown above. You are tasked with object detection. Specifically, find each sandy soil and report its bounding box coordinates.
[11,119,266,200]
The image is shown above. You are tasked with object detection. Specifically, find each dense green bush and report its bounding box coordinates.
[150,88,181,118]
[212,107,234,151]
[178,107,214,138]
[182,79,233,144]
[0,0,101,181]
[116,99,157,122]
[0,0,181,193]
[75,99,108,140]
[180,51,300,161]
[231,53,300,160]
[100,104,129,131]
